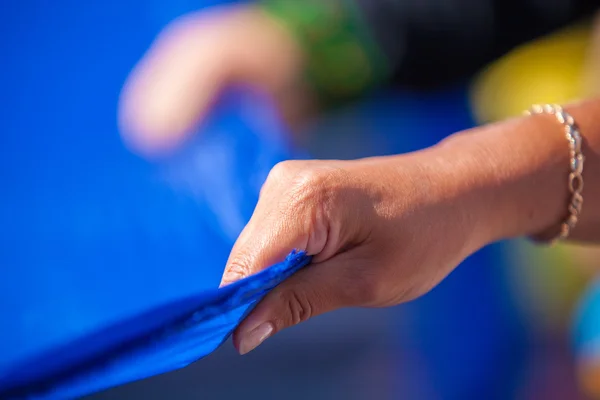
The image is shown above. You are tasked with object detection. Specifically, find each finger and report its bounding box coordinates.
[219,203,314,287]
[219,163,345,287]
[232,253,359,355]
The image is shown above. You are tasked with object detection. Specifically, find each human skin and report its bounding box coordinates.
[119,7,309,154]
[219,99,600,354]
[118,5,600,355]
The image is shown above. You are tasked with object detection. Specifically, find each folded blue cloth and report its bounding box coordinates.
[1,251,311,400]
[0,1,305,398]
[0,80,307,399]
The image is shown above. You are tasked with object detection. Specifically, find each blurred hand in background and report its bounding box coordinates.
[119,0,598,156]
[119,4,312,154]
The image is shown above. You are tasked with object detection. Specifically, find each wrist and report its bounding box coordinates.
[432,113,575,244]
[357,149,498,253]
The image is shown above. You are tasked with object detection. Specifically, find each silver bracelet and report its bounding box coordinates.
[525,104,584,243]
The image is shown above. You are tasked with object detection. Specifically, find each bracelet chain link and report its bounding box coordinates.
[525,104,585,243]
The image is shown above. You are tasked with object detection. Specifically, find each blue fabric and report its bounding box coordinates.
[0,1,305,397]
[0,0,311,391]
[0,78,309,397]
[1,251,311,400]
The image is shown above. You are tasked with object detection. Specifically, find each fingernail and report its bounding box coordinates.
[238,322,274,355]
[219,277,235,288]
[219,270,244,288]
[219,276,231,288]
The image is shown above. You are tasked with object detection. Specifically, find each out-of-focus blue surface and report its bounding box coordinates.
[0,86,294,376]
[0,0,309,397]
[574,279,600,360]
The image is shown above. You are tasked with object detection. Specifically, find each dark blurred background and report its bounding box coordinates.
[2,1,600,399]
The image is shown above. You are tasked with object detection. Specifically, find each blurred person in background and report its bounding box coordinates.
[119,0,598,152]
[119,0,600,398]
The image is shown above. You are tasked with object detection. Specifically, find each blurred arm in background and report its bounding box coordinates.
[119,0,598,154]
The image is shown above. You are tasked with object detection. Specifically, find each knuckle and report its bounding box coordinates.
[262,162,348,245]
[267,160,299,184]
[268,161,344,198]
[287,166,344,210]
[260,160,300,198]
[279,289,313,326]
[291,166,335,191]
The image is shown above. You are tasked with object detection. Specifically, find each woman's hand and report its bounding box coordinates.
[223,97,600,355]
[118,5,310,155]
[222,149,494,355]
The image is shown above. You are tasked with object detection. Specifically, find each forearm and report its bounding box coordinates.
[435,98,600,244]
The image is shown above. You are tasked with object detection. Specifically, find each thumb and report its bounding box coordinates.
[220,160,366,287]
[219,210,321,287]
[232,253,356,355]
[220,162,341,287]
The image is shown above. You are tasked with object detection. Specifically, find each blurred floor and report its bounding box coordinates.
[87,308,398,400]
